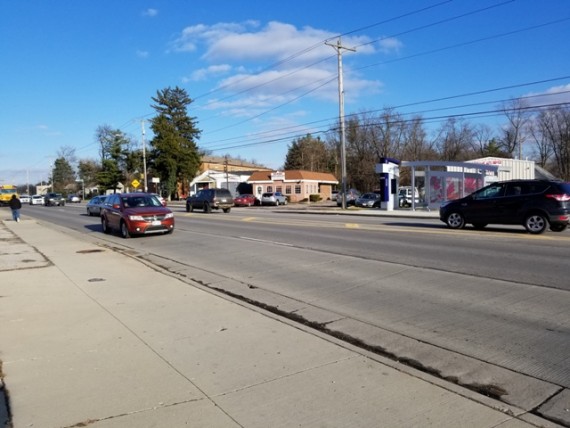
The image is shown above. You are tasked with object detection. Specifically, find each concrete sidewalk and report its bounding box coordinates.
[0,216,560,427]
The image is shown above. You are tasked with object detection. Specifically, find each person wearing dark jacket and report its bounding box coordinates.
[9,194,22,222]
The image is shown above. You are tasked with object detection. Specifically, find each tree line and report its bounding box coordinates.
[49,88,570,199]
[50,87,201,199]
[285,100,570,192]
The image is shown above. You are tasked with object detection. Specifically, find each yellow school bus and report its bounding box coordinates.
[0,184,19,206]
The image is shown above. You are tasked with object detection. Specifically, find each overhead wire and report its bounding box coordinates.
[200,82,570,152]
[196,1,545,139]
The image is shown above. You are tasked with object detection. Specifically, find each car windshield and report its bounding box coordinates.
[122,195,162,208]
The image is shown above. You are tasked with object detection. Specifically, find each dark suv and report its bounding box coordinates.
[186,188,234,213]
[440,179,570,234]
[44,192,65,206]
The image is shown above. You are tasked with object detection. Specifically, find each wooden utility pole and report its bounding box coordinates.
[326,38,355,209]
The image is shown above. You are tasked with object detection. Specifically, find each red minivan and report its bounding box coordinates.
[101,193,174,238]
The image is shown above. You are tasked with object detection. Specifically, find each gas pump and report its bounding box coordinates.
[375,157,400,211]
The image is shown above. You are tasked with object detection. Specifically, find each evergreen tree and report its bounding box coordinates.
[51,157,75,193]
[150,87,201,198]
[78,159,101,196]
[95,125,132,192]
[284,134,332,172]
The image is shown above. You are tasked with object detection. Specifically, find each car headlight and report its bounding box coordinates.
[128,215,145,221]
[165,213,174,219]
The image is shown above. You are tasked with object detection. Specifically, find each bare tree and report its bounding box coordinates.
[471,124,494,157]
[434,118,476,161]
[536,106,570,180]
[401,115,436,161]
[499,98,531,159]
[370,108,406,160]
[527,113,553,168]
[57,145,77,166]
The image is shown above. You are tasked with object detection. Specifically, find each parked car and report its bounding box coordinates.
[67,194,81,203]
[331,190,339,201]
[398,186,420,208]
[234,194,259,207]
[86,195,107,216]
[439,179,570,234]
[101,193,174,238]
[44,192,65,206]
[261,192,288,206]
[186,188,234,213]
[30,194,44,205]
[336,189,361,207]
[19,194,31,204]
[355,192,382,208]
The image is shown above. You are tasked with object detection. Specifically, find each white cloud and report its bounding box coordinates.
[136,50,149,59]
[142,8,158,17]
[171,20,387,119]
[525,84,570,107]
[185,64,232,82]
[171,20,374,62]
[378,37,403,54]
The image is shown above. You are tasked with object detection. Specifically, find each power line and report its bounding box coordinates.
[197,10,567,140]
[199,76,570,150]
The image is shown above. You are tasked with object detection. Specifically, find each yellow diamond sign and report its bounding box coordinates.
[131,179,140,188]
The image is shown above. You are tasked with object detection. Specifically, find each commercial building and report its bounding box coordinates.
[248,170,339,203]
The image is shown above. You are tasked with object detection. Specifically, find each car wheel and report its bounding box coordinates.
[524,213,548,234]
[472,223,487,230]
[223,207,231,213]
[284,199,288,205]
[101,217,110,234]
[275,200,280,206]
[120,221,130,239]
[186,203,191,213]
[550,223,568,232]
[446,212,465,229]
[204,202,211,213]
[87,209,92,216]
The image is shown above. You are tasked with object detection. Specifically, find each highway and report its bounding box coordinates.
[18,202,570,414]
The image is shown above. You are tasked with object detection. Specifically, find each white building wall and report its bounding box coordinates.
[468,157,535,181]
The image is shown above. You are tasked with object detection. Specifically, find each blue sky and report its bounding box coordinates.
[2,0,569,186]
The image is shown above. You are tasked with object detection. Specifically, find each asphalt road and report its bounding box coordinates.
[17,202,570,417]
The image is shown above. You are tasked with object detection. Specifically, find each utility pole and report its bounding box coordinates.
[326,37,355,209]
[224,155,229,190]
[141,120,148,192]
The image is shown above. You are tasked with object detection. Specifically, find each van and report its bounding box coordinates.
[398,187,420,208]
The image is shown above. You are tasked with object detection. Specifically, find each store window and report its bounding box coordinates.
[276,186,283,193]
[267,185,273,193]
[285,185,292,194]
[295,185,301,194]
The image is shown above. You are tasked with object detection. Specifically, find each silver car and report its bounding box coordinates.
[261,192,287,206]
[86,195,107,216]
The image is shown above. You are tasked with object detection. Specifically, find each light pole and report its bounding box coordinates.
[141,120,148,192]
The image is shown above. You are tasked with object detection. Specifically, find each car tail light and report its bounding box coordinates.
[545,193,570,202]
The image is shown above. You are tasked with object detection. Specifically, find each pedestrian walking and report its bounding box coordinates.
[9,194,22,222]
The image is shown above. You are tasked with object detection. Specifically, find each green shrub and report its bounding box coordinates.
[309,194,321,202]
